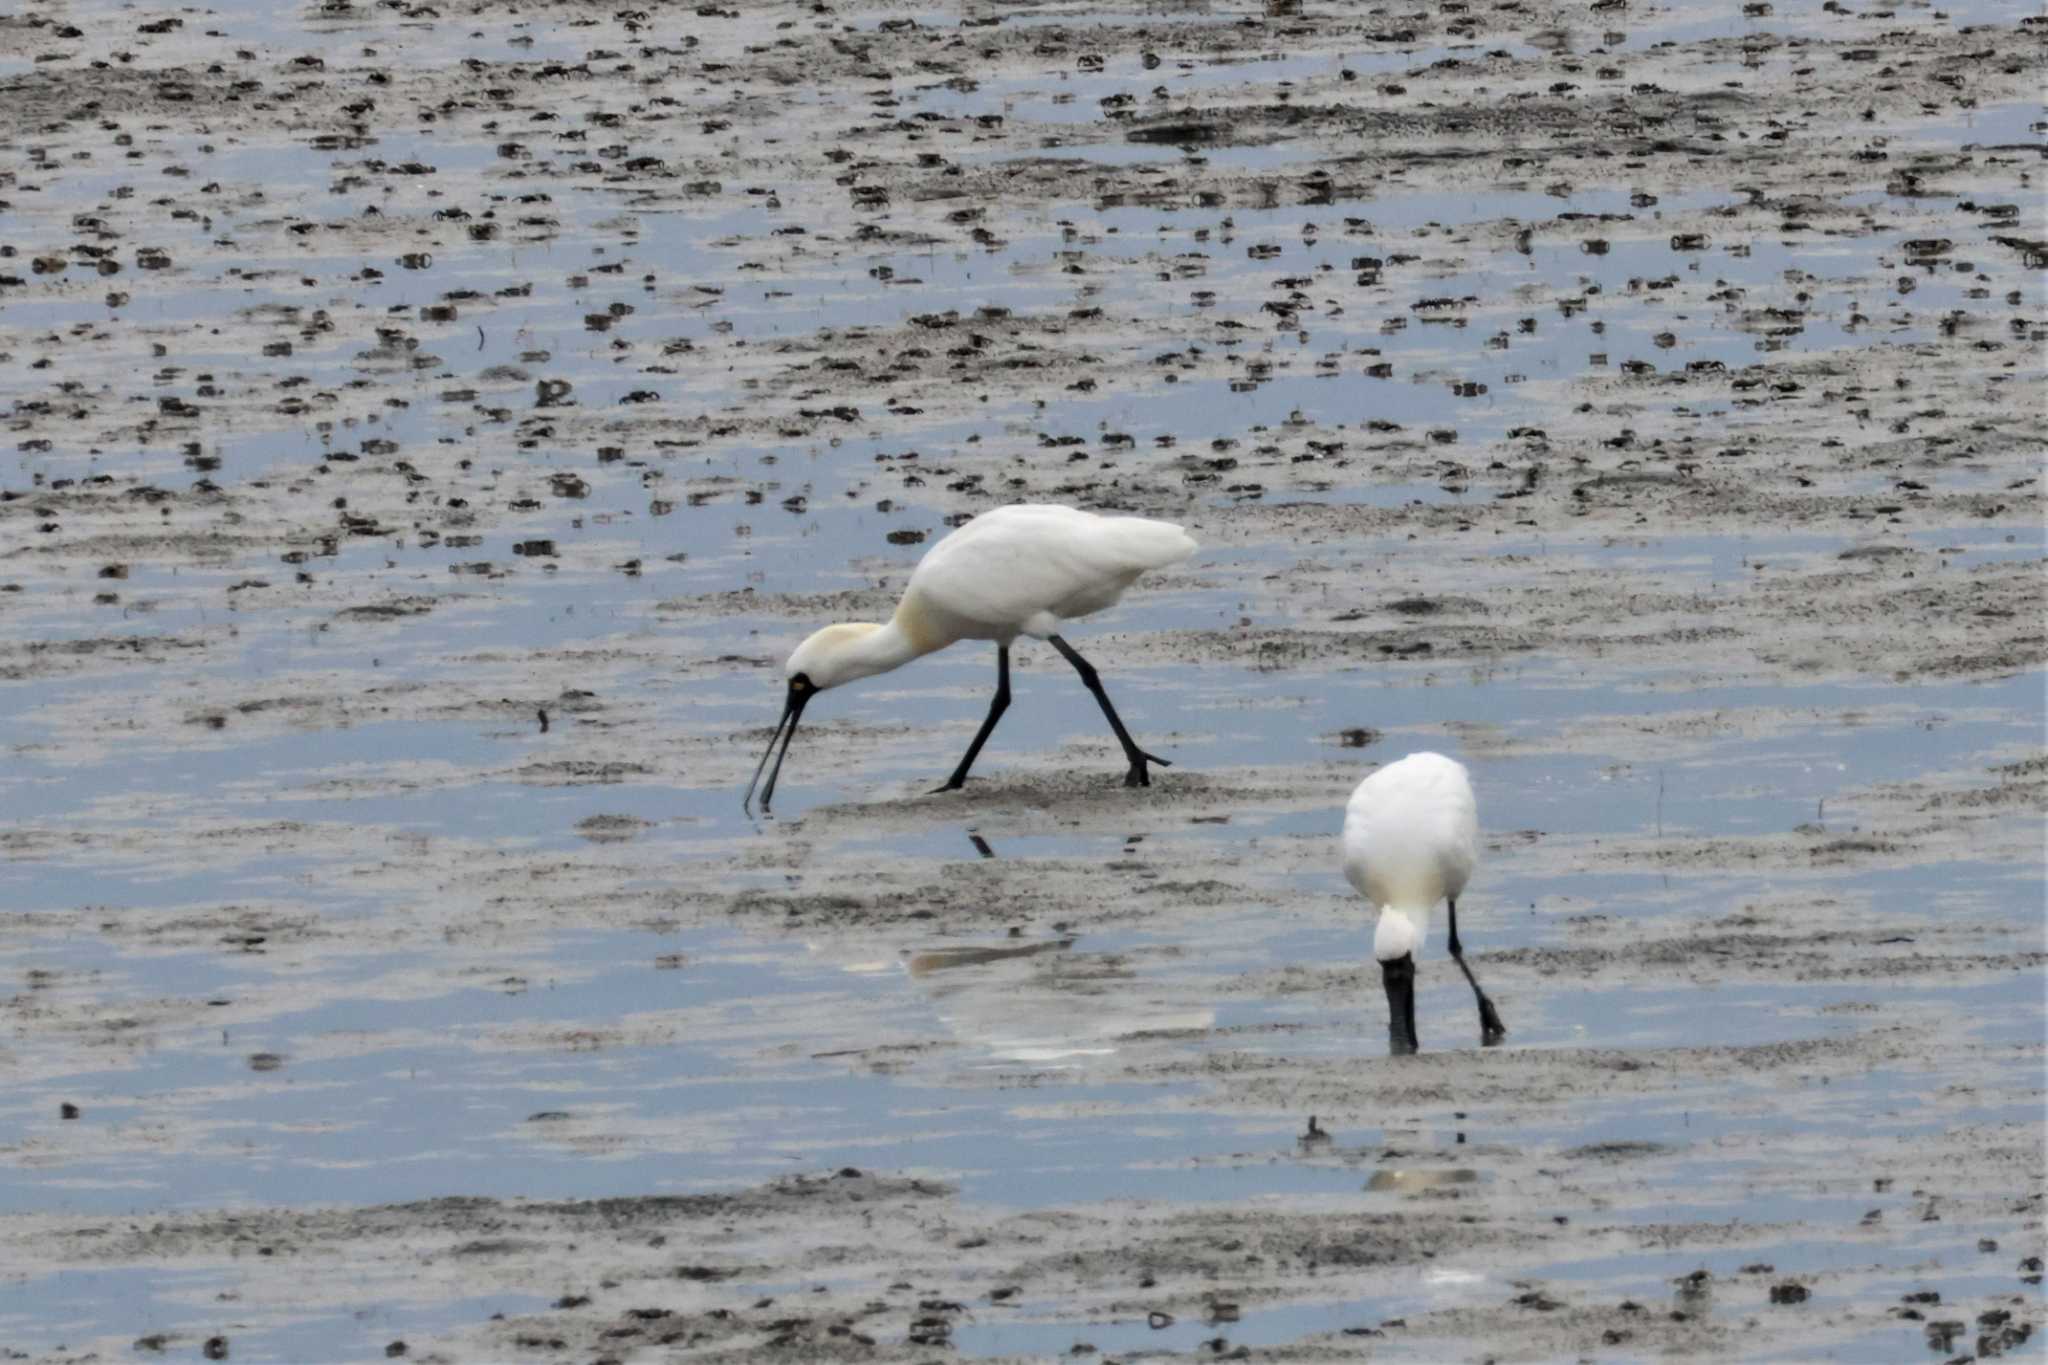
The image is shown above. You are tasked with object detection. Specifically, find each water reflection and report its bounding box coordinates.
[1365,1167,1483,1194]
[810,934,1219,1067]
[911,936,1215,1067]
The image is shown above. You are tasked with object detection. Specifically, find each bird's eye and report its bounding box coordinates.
[791,673,813,693]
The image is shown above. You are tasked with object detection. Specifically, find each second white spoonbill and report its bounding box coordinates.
[743,503,1196,813]
[1343,751,1507,1055]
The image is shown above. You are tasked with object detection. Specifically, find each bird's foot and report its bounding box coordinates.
[1478,1000,1507,1044]
[1121,751,1170,787]
[928,776,968,796]
[1388,1032,1419,1058]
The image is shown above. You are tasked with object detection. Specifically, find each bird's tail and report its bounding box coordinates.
[1102,517,1198,570]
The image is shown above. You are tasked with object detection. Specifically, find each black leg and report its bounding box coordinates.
[932,645,1011,793]
[1447,897,1507,1044]
[1047,634,1170,787]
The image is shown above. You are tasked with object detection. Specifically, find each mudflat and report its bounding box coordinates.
[0,0,2041,1359]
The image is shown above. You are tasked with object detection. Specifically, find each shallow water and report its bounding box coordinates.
[0,1265,545,1365]
[1,0,2042,1355]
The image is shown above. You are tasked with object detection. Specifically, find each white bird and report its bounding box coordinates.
[1343,751,1506,1054]
[743,503,1197,813]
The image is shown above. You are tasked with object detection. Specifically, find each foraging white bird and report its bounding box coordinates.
[1343,751,1506,1054]
[743,503,1197,813]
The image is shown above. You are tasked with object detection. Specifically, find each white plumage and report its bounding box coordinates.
[1344,751,1479,962]
[1342,752,1504,1053]
[901,504,1197,646]
[744,504,1196,813]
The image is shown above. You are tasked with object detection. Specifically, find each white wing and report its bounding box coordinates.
[904,505,1195,640]
[1342,752,1479,910]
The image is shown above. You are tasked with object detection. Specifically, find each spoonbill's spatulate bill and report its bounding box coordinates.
[743,503,1197,814]
[1342,751,1507,1055]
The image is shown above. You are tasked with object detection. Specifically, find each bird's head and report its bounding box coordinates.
[1374,906,1425,1056]
[742,623,889,816]
[785,622,886,691]
[1372,905,1426,963]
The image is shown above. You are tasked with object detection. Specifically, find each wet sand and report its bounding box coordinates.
[0,0,2043,1359]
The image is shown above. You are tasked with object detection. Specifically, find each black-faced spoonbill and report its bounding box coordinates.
[1343,751,1507,1055]
[743,503,1197,813]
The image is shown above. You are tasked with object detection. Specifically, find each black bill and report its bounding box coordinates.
[1381,953,1419,1056]
[742,678,811,815]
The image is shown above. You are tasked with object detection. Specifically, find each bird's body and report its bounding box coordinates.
[745,504,1195,812]
[1342,752,1504,1054]
[899,504,1197,646]
[1344,751,1478,963]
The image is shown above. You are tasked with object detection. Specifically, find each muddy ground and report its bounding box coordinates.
[0,0,2044,1359]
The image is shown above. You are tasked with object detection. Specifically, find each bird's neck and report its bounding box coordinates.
[827,618,931,686]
